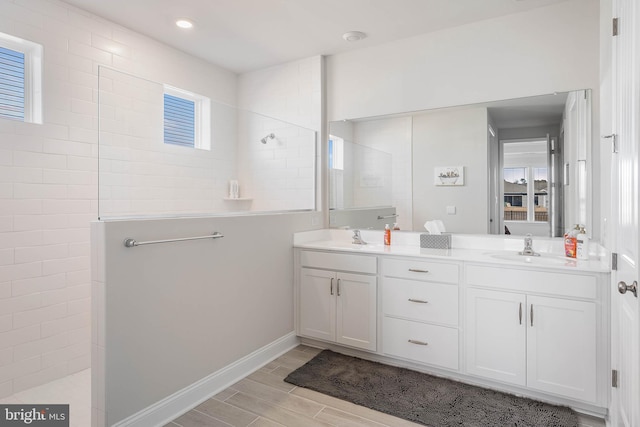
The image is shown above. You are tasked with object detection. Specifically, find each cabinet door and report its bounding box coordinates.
[527,295,597,402]
[466,288,526,386]
[336,272,377,351]
[299,268,335,342]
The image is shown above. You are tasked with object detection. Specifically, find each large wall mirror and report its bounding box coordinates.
[328,90,592,237]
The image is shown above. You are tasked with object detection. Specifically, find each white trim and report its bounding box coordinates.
[110,332,300,427]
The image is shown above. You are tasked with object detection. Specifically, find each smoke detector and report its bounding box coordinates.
[342,31,366,42]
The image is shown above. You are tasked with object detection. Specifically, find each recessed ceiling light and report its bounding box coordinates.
[342,31,366,42]
[176,19,194,29]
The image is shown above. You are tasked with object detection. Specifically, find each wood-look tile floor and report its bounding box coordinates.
[165,345,605,427]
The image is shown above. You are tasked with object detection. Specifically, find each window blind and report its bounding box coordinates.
[0,46,25,121]
[164,93,195,147]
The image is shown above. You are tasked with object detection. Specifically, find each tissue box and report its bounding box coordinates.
[420,233,451,249]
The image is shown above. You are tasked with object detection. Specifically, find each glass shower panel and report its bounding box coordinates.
[236,109,316,212]
[330,140,393,210]
[98,66,316,219]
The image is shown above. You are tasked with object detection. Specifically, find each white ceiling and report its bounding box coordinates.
[61,0,571,74]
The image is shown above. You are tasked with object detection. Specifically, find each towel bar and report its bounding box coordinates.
[123,232,224,248]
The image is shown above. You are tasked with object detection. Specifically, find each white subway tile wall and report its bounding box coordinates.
[0,0,236,404]
[238,57,322,212]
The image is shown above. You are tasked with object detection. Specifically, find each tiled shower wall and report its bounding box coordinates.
[97,68,238,218]
[238,57,322,211]
[0,0,236,397]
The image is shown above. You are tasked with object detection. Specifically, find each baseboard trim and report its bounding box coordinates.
[112,332,300,427]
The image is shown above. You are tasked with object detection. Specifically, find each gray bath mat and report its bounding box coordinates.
[284,350,578,427]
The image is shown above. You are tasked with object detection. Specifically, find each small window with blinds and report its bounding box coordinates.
[0,46,25,121]
[163,85,211,150]
[0,32,42,124]
[164,94,195,147]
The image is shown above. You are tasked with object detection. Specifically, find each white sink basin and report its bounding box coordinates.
[485,251,576,266]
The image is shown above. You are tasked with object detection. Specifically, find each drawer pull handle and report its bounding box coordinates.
[408,339,428,346]
[530,304,534,327]
[337,278,341,296]
[408,268,429,273]
[519,302,522,325]
[408,298,428,304]
[330,278,334,295]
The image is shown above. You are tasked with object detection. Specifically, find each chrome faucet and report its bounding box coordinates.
[352,229,367,245]
[519,233,540,256]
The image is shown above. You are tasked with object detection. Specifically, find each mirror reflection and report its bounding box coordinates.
[328,90,592,237]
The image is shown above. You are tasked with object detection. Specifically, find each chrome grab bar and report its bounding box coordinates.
[377,214,399,220]
[123,232,224,248]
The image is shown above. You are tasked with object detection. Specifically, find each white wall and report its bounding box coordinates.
[326,0,599,121]
[238,56,322,131]
[0,0,233,399]
[412,107,489,233]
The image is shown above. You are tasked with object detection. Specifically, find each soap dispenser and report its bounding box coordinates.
[576,226,590,260]
[564,224,579,258]
[384,224,391,246]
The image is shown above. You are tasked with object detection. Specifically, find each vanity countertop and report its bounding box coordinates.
[294,230,611,273]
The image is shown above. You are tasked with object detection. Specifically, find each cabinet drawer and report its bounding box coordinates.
[300,251,376,274]
[466,265,597,299]
[383,258,459,284]
[383,316,458,370]
[383,278,458,326]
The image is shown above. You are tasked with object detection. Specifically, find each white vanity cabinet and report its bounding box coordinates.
[381,258,460,371]
[465,264,600,404]
[298,250,377,351]
[294,233,610,414]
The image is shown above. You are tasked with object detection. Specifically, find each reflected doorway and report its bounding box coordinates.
[500,138,561,237]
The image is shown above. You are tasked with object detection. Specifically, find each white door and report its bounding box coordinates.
[335,272,377,351]
[465,288,526,386]
[526,295,597,402]
[299,268,336,342]
[611,0,640,425]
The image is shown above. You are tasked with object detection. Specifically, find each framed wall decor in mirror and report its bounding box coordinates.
[328,90,592,238]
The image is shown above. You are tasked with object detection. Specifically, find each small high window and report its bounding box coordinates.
[0,32,42,124]
[328,135,344,170]
[163,85,210,150]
